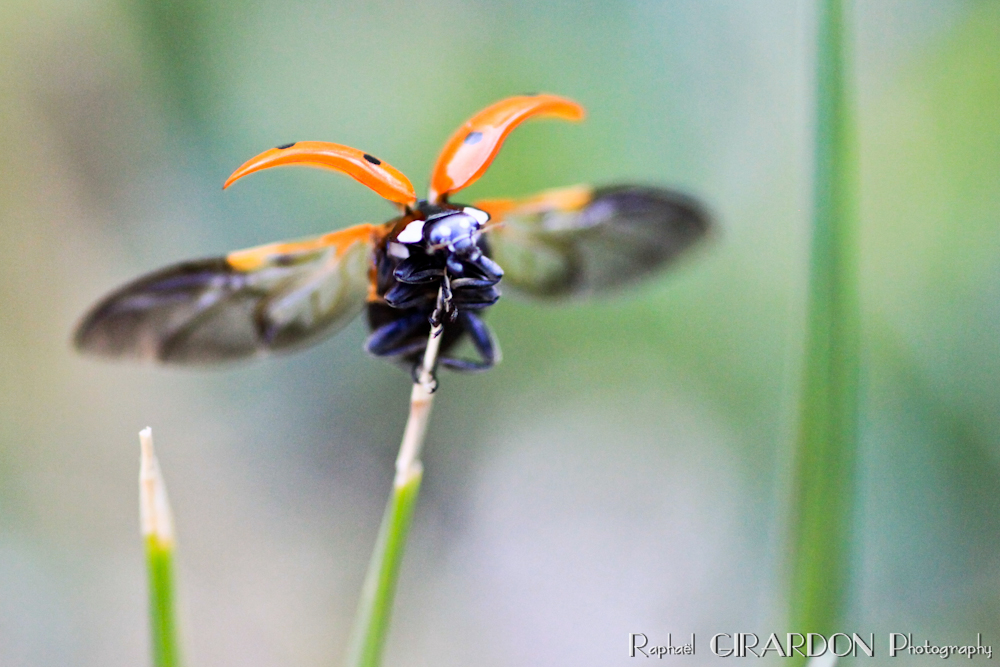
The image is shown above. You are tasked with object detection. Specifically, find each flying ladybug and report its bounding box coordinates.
[74,94,709,376]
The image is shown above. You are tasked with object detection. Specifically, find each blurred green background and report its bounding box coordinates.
[1,0,998,664]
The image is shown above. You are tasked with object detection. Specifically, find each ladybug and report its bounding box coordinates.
[74,95,709,375]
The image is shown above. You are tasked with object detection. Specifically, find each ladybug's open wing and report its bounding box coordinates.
[428,95,585,203]
[224,142,417,206]
[477,185,709,298]
[74,224,387,363]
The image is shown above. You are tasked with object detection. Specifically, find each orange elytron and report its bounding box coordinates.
[74,94,709,374]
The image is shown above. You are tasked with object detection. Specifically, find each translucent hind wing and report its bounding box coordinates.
[74,224,385,363]
[480,185,710,298]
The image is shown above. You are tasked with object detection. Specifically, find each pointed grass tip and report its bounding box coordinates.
[139,427,176,547]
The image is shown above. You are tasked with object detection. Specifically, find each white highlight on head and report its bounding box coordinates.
[397,220,425,244]
[464,206,490,226]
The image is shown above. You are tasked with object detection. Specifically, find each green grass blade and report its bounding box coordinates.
[146,536,182,667]
[139,428,183,667]
[788,0,860,648]
[344,467,423,667]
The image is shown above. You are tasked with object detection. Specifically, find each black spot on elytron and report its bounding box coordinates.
[277,142,296,150]
[363,153,382,165]
[463,131,483,146]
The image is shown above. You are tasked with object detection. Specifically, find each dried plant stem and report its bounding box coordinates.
[139,427,183,667]
[394,320,444,486]
[345,318,444,667]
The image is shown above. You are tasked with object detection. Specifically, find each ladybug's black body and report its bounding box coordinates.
[365,200,502,373]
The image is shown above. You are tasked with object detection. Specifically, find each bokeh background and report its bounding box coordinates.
[1,0,998,664]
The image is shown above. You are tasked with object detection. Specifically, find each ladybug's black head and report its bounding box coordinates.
[425,208,489,258]
[396,205,490,259]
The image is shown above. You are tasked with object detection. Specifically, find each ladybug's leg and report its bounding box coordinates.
[452,285,500,308]
[365,311,429,358]
[439,311,500,372]
[384,282,435,309]
[450,276,501,289]
[476,255,504,280]
[452,254,503,281]
[430,271,457,327]
[394,258,444,284]
[447,254,503,285]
